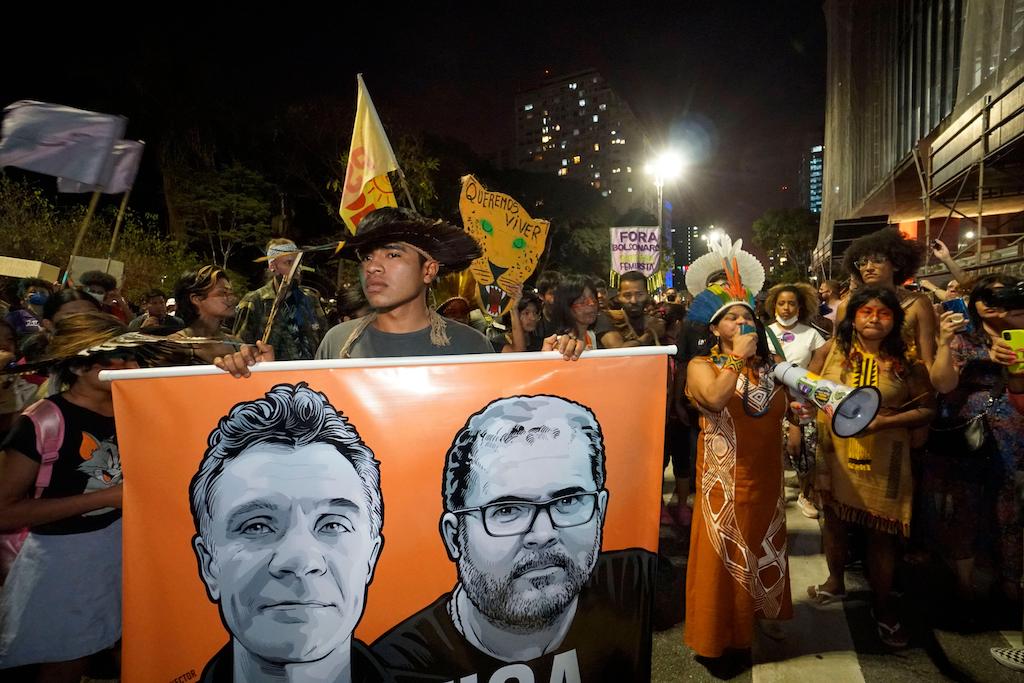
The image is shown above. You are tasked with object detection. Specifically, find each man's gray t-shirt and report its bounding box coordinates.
[315,318,494,359]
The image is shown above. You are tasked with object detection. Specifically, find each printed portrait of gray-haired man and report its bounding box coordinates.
[188,383,393,683]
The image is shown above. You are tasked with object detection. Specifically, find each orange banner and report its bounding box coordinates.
[114,354,666,682]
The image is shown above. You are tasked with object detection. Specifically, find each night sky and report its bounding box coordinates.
[1,3,825,249]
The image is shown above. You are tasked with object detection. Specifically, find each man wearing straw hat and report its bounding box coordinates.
[316,208,585,361]
[233,238,328,361]
[316,208,499,359]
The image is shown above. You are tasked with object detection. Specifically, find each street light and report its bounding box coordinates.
[645,151,685,237]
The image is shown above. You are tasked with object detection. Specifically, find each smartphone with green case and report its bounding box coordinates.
[1002,329,1024,374]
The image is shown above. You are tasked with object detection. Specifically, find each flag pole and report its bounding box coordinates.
[63,190,102,286]
[104,189,131,274]
[396,169,418,212]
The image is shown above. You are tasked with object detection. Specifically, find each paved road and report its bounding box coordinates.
[651,473,1024,682]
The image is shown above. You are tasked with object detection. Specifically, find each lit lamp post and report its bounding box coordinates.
[645,151,684,239]
[700,225,723,256]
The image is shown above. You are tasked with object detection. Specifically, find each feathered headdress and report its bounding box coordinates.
[685,232,765,325]
[3,332,238,376]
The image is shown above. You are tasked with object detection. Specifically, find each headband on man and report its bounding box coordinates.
[266,242,299,263]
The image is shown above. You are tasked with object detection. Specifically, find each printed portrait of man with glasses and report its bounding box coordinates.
[372,395,655,683]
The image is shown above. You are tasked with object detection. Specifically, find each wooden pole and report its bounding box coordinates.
[104,189,132,274]
[63,190,102,286]
[261,252,304,344]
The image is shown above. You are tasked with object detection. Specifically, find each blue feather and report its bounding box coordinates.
[687,289,725,324]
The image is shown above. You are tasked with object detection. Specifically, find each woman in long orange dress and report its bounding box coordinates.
[684,286,794,658]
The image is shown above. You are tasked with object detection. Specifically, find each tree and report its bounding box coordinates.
[752,208,818,282]
[327,133,441,219]
[177,162,274,270]
[0,175,202,302]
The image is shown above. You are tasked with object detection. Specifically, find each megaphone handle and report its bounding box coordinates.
[784,387,814,424]
[795,398,813,425]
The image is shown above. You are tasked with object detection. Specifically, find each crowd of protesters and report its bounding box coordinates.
[0,205,1022,679]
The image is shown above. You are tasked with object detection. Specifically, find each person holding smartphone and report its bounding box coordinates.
[926,274,1024,618]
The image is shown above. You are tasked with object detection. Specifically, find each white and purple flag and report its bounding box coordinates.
[0,100,126,186]
[57,139,144,194]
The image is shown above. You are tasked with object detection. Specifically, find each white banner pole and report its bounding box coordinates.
[100,345,678,382]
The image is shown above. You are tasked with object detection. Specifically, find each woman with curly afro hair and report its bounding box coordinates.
[814,228,937,370]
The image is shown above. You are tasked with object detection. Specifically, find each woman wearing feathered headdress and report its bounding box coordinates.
[681,233,798,659]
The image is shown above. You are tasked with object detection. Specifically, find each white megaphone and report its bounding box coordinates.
[772,362,881,438]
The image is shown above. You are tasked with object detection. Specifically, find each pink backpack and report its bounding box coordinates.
[0,399,65,579]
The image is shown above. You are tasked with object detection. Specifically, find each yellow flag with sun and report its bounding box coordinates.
[340,75,399,233]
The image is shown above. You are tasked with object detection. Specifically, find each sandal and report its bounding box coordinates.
[807,584,847,606]
[873,611,909,648]
[991,647,1024,672]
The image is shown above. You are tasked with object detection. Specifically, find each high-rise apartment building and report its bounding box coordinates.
[514,69,651,212]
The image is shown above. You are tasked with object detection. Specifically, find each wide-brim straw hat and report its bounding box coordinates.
[338,207,482,276]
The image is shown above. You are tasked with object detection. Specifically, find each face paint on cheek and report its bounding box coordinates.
[856,306,894,324]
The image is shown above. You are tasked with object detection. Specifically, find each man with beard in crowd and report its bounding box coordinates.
[594,271,665,348]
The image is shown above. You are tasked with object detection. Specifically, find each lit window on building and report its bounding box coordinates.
[541,135,550,143]
[610,130,617,135]
[627,187,633,193]
[593,143,600,151]
[573,129,580,136]
[601,190,610,197]
[594,172,601,178]
[542,126,549,133]
[524,104,534,111]
[579,99,586,107]
[562,159,568,167]
[561,141,567,149]
[558,168,568,176]
[592,114,599,122]
[599,103,607,111]
[612,167,621,174]
[626,166,632,173]
[812,144,823,153]
[554,125,561,131]
[572,155,582,164]
[569,83,578,90]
